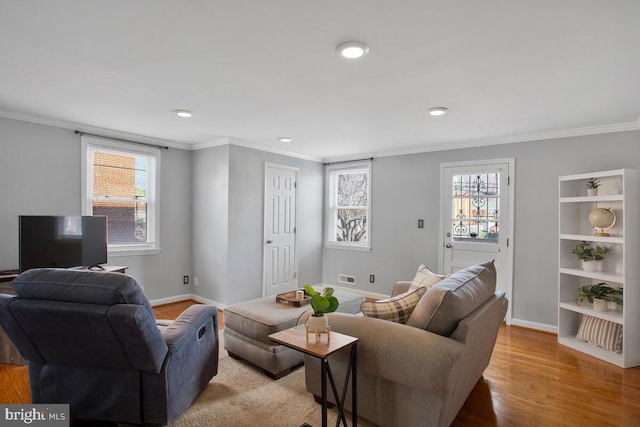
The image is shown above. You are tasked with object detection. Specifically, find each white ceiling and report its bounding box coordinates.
[1,1,639,161]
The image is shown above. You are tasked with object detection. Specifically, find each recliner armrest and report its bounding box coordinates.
[161,304,218,354]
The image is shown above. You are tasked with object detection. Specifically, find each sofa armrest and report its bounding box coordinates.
[324,312,463,390]
[160,304,218,353]
[391,281,412,297]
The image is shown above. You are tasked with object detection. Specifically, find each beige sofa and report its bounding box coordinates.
[304,261,507,427]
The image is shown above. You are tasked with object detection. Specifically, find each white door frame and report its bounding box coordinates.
[438,158,514,324]
[262,163,299,297]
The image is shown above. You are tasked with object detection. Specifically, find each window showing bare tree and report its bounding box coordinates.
[326,161,371,249]
[336,171,368,241]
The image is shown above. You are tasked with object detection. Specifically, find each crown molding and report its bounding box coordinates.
[321,120,640,163]
[191,135,323,163]
[3,107,637,163]
[0,109,191,150]
[227,137,323,163]
[189,136,231,151]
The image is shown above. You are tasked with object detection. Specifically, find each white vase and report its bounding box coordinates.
[593,299,607,312]
[307,315,328,333]
[581,260,598,272]
[587,188,598,196]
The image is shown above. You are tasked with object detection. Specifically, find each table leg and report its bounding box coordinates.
[352,345,357,426]
[321,358,328,427]
[326,363,348,426]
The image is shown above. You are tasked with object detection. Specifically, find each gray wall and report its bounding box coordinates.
[192,143,324,305]
[4,113,638,329]
[0,116,194,301]
[192,144,230,303]
[322,130,640,329]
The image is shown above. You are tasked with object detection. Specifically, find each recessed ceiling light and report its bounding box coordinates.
[336,41,370,59]
[278,137,293,143]
[428,107,449,116]
[174,109,192,118]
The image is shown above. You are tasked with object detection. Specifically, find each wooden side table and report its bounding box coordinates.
[269,325,358,427]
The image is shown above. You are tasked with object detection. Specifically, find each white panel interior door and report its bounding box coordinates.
[263,164,298,296]
[440,159,514,323]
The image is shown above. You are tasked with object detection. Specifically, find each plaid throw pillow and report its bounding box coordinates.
[576,315,623,353]
[360,287,427,323]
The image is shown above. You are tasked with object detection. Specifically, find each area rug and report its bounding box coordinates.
[168,332,374,427]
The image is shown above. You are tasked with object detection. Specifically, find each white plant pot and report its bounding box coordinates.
[593,299,608,312]
[581,260,598,272]
[608,301,619,311]
[587,188,598,197]
[307,315,329,333]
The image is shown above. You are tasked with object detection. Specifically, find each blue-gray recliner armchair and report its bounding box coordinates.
[0,268,219,425]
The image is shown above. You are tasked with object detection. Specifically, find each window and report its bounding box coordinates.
[325,160,371,251]
[81,136,160,255]
[451,172,500,242]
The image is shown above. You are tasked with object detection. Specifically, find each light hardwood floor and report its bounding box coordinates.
[1,300,639,426]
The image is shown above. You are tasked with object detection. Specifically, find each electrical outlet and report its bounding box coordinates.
[183,275,189,285]
[193,277,199,287]
[369,274,375,283]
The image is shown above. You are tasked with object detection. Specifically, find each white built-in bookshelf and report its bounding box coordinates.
[558,169,640,368]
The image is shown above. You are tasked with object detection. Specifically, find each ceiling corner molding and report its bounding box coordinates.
[226,137,323,163]
[0,108,191,150]
[190,137,231,150]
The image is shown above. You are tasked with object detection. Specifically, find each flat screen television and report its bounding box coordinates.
[19,215,108,272]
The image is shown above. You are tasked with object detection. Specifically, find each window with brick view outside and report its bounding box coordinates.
[91,151,148,244]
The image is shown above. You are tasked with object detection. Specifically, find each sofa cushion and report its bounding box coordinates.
[360,287,427,324]
[409,264,447,291]
[577,315,622,353]
[406,261,496,336]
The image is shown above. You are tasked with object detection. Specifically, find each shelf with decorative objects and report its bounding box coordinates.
[558,169,640,368]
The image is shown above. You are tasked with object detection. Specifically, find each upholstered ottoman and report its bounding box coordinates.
[223,288,364,378]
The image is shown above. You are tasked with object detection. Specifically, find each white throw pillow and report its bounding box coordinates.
[410,264,447,291]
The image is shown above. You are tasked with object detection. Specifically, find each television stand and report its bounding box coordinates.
[71,265,128,273]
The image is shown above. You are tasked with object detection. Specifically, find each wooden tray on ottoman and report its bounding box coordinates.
[276,290,312,307]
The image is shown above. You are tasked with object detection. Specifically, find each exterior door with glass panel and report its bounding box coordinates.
[263,164,298,297]
[441,159,513,322]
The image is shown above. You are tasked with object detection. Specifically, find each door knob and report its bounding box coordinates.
[445,243,453,248]
[266,240,273,244]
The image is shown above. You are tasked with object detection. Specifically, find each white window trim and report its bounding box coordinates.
[324,160,372,252]
[81,135,161,256]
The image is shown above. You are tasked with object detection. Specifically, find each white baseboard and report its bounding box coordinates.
[191,294,227,309]
[510,318,558,334]
[329,284,389,300]
[149,294,193,306]
[150,293,227,309]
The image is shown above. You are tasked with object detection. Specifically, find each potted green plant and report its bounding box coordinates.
[573,241,608,271]
[576,283,623,311]
[586,177,600,196]
[303,285,339,332]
